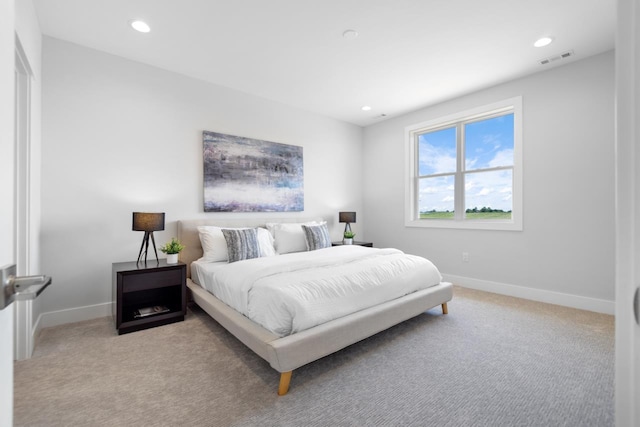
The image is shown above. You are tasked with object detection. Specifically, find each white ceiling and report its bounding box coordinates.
[33,0,616,127]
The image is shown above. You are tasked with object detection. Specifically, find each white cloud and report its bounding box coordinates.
[419,140,456,175]
[419,186,438,194]
[482,133,502,145]
[465,170,512,210]
[489,149,514,168]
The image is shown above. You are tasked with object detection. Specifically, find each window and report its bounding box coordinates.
[405,97,522,231]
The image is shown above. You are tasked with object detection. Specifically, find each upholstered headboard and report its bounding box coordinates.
[177,217,324,278]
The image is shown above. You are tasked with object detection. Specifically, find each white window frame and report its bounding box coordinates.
[405,96,523,231]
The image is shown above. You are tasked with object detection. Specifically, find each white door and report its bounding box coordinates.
[616,0,640,425]
[0,0,15,424]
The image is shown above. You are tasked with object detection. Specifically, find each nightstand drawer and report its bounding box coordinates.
[121,269,182,293]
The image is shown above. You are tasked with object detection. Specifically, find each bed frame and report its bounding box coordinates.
[178,218,453,395]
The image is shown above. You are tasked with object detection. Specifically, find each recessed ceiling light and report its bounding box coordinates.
[361,105,372,111]
[130,20,151,33]
[343,30,359,39]
[534,36,553,48]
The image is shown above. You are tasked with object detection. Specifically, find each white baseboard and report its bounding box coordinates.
[40,302,113,329]
[443,274,615,315]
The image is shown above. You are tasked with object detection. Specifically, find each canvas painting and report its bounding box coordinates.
[203,131,304,212]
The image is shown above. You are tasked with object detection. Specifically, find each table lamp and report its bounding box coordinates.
[339,211,356,235]
[132,212,165,263]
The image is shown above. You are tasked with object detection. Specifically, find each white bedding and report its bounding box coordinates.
[191,245,443,337]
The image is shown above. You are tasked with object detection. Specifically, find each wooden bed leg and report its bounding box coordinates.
[278,371,292,396]
[441,302,448,315]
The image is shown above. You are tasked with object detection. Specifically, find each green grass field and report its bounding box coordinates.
[420,211,512,220]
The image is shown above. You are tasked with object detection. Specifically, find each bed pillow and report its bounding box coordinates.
[198,226,275,261]
[266,221,324,254]
[197,226,231,262]
[302,224,332,251]
[256,227,276,257]
[221,228,260,263]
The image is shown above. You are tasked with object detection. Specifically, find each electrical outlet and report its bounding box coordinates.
[462,252,469,262]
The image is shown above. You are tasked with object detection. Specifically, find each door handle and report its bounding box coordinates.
[0,264,52,310]
[634,287,640,326]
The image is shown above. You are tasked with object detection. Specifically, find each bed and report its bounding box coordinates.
[178,218,453,395]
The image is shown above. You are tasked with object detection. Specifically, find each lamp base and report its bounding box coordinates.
[343,223,352,235]
[137,231,159,264]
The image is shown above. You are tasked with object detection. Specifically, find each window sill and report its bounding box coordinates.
[405,218,522,231]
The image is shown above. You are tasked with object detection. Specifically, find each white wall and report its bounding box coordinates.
[40,36,615,323]
[363,51,615,313]
[40,37,363,325]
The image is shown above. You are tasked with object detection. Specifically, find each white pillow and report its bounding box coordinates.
[198,226,275,262]
[256,228,276,257]
[266,221,325,254]
[197,226,229,262]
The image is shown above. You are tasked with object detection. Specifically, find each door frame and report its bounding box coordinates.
[615,0,639,425]
[14,38,32,278]
[0,0,16,424]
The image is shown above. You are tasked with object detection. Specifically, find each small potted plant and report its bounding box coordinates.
[343,231,356,245]
[160,238,185,264]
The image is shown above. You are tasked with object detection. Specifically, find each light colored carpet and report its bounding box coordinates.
[14,286,614,426]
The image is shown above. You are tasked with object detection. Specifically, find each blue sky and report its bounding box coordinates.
[418,113,514,212]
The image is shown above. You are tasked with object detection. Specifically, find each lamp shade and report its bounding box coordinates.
[339,212,356,223]
[132,212,165,232]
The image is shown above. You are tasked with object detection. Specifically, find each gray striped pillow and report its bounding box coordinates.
[221,228,260,263]
[301,224,331,251]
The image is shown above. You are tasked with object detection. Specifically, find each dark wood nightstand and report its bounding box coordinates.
[332,241,373,247]
[112,260,186,335]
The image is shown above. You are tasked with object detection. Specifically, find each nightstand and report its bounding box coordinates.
[332,241,373,247]
[112,260,186,335]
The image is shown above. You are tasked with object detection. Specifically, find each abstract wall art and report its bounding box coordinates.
[203,131,304,212]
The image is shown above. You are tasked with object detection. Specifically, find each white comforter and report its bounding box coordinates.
[192,245,442,337]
